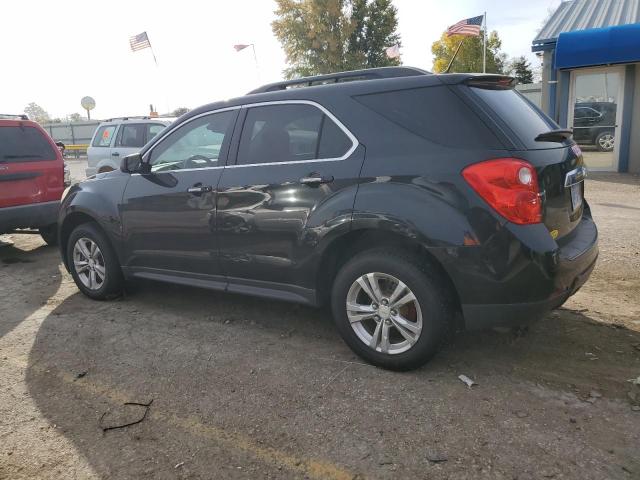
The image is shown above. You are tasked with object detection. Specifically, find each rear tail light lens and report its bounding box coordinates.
[462,158,542,225]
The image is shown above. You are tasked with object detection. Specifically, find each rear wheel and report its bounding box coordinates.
[67,223,123,300]
[39,224,58,246]
[595,131,614,152]
[331,249,452,370]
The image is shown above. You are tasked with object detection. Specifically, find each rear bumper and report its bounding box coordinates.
[0,201,60,232]
[457,214,598,330]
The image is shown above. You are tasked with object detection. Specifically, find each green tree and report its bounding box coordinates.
[508,56,534,84]
[24,102,50,124]
[68,113,83,122]
[431,30,506,74]
[272,0,401,79]
[172,107,190,117]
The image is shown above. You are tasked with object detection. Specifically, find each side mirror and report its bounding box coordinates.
[120,153,149,174]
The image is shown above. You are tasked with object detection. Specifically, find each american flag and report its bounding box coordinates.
[129,32,151,52]
[447,15,484,37]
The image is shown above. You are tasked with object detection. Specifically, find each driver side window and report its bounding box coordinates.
[148,110,236,172]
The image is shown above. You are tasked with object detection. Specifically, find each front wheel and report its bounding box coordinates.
[66,222,123,300]
[331,249,452,371]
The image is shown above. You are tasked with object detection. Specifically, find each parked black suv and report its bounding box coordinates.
[573,102,616,152]
[59,67,598,370]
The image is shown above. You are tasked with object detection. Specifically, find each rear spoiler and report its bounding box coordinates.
[534,129,573,143]
[465,76,517,90]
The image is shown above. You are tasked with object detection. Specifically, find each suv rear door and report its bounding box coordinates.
[88,123,117,172]
[460,79,586,239]
[0,120,63,208]
[216,101,364,299]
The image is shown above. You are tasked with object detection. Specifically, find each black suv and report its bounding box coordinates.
[572,102,617,152]
[59,67,598,370]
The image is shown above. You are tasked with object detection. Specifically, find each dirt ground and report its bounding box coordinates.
[1,170,639,480]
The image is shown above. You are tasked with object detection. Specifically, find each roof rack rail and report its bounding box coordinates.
[0,114,29,120]
[103,116,152,122]
[249,66,430,94]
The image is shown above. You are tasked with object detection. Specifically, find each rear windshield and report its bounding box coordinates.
[0,126,57,163]
[353,86,502,149]
[469,87,559,149]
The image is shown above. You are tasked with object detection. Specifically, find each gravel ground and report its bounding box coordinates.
[0,171,639,480]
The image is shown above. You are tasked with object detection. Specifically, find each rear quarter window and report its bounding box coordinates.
[353,86,502,149]
[0,126,57,163]
[92,125,116,147]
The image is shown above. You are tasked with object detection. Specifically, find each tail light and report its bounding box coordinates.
[462,158,542,225]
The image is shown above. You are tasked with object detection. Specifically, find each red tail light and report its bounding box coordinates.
[462,158,542,225]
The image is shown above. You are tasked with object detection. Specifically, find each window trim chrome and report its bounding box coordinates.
[142,100,359,170]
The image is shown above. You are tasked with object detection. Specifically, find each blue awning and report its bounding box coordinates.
[555,23,640,69]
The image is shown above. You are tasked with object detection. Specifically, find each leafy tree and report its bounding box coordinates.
[24,102,50,124]
[272,0,401,79]
[431,30,506,74]
[172,107,190,117]
[68,113,83,122]
[508,56,534,84]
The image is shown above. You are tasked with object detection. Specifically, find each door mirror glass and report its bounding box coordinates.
[121,153,147,173]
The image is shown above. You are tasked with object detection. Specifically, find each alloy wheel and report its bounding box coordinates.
[73,237,106,290]
[346,272,422,355]
[598,134,614,151]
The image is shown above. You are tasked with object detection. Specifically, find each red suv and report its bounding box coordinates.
[0,114,69,245]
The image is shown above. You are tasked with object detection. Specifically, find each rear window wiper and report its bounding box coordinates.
[534,129,573,143]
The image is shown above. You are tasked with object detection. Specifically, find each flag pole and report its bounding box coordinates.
[445,38,465,73]
[251,44,261,81]
[482,12,487,73]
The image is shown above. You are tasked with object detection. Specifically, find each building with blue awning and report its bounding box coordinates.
[532,0,640,173]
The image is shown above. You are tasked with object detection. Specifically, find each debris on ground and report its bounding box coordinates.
[174,462,184,469]
[426,451,448,464]
[458,375,476,388]
[515,410,529,418]
[75,371,88,379]
[628,376,640,386]
[99,399,154,432]
[585,352,599,360]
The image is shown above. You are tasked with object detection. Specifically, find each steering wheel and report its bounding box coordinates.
[184,154,215,169]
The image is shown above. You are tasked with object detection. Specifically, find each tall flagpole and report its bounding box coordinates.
[483,12,487,73]
[251,44,261,82]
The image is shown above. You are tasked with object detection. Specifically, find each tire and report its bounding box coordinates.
[331,249,452,371]
[39,224,58,246]
[595,131,614,152]
[66,222,123,300]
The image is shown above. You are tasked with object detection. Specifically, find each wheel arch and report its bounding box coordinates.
[316,228,462,325]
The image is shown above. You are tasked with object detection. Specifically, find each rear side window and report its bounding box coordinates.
[116,124,146,148]
[469,87,558,149]
[147,123,166,142]
[354,86,501,148]
[92,125,116,147]
[237,104,353,165]
[0,126,57,163]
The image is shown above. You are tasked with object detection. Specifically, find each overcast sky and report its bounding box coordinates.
[2,0,560,119]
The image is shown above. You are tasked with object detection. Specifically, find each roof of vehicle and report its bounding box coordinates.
[98,116,176,125]
[0,117,43,128]
[180,69,511,124]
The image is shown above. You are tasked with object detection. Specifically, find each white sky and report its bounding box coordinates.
[1,0,560,120]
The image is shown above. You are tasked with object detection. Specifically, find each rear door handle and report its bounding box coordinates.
[300,175,334,186]
[187,185,212,194]
[112,152,120,157]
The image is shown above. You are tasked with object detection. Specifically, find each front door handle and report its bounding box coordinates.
[187,185,212,194]
[112,152,120,157]
[300,175,334,186]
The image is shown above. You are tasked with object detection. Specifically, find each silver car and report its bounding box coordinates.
[86,117,174,176]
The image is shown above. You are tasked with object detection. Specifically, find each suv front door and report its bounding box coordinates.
[120,109,239,281]
[216,101,363,301]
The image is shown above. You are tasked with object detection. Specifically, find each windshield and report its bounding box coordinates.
[470,87,562,150]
